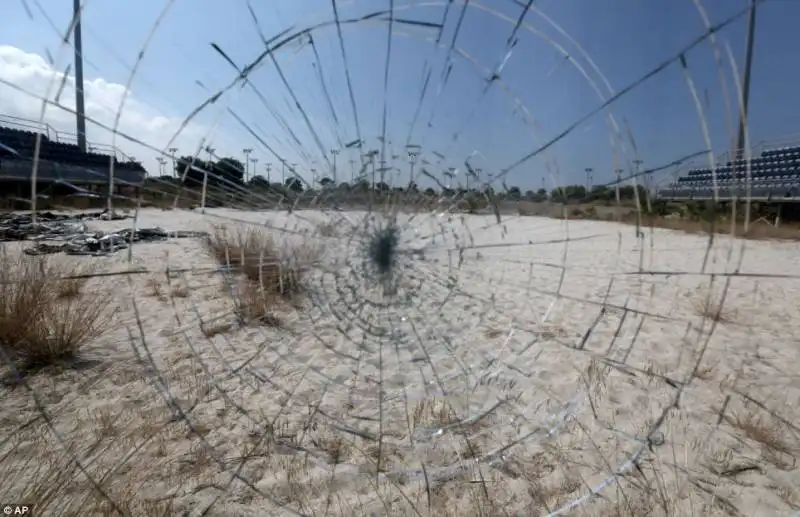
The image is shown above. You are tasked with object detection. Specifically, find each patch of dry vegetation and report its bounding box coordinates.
[205,224,319,326]
[728,410,798,459]
[0,248,114,371]
[691,286,735,323]
[316,219,339,237]
[641,215,800,241]
[514,199,800,241]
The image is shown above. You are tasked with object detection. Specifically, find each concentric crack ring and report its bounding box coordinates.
[1,1,799,516]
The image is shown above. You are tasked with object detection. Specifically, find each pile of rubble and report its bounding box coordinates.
[0,210,208,256]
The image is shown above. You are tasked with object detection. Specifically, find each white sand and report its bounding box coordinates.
[1,207,799,516]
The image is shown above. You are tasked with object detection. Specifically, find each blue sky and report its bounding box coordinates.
[2,0,799,189]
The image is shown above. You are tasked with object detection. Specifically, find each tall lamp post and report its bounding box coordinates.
[242,148,253,182]
[407,149,420,188]
[168,147,178,178]
[250,157,258,183]
[73,0,87,153]
[330,148,340,184]
[736,0,757,159]
[202,146,215,213]
[156,157,166,177]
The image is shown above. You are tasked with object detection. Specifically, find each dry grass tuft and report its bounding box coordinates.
[0,248,114,370]
[170,284,190,298]
[316,220,339,237]
[233,279,283,327]
[145,277,165,299]
[55,274,90,300]
[206,225,306,298]
[411,398,459,430]
[729,410,797,457]
[206,225,319,325]
[691,286,735,322]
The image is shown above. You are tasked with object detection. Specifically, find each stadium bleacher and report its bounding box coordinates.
[659,144,800,200]
[0,121,146,186]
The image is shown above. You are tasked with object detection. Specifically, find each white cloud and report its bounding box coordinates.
[0,45,232,176]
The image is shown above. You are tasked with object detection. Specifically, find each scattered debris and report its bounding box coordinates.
[0,211,208,256]
[0,210,127,242]
[23,228,209,256]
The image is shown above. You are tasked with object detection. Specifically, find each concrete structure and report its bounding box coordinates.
[0,115,146,189]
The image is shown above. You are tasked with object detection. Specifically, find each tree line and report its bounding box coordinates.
[167,155,649,203]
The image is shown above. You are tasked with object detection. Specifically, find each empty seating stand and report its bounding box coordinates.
[0,125,145,185]
[658,145,800,200]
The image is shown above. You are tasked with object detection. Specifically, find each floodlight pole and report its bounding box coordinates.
[202,147,214,213]
[242,148,253,182]
[73,0,87,154]
[330,148,340,184]
[168,147,178,179]
[735,0,757,158]
[407,151,419,189]
[250,157,258,184]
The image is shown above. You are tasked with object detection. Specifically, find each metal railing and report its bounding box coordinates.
[0,114,51,140]
[0,113,132,162]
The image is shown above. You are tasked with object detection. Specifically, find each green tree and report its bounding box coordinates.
[174,155,210,186]
[249,175,270,189]
[285,176,304,192]
[213,157,245,184]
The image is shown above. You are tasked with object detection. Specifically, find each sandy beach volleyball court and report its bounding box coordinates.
[0,207,798,516]
[2,0,799,513]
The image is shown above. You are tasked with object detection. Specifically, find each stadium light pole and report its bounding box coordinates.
[265,162,272,183]
[242,148,253,181]
[584,167,593,192]
[330,148,340,184]
[250,157,258,184]
[168,147,178,178]
[735,0,757,159]
[202,146,215,214]
[407,150,419,189]
[73,0,87,153]
[156,157,166,176]
[364,150,379,190]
